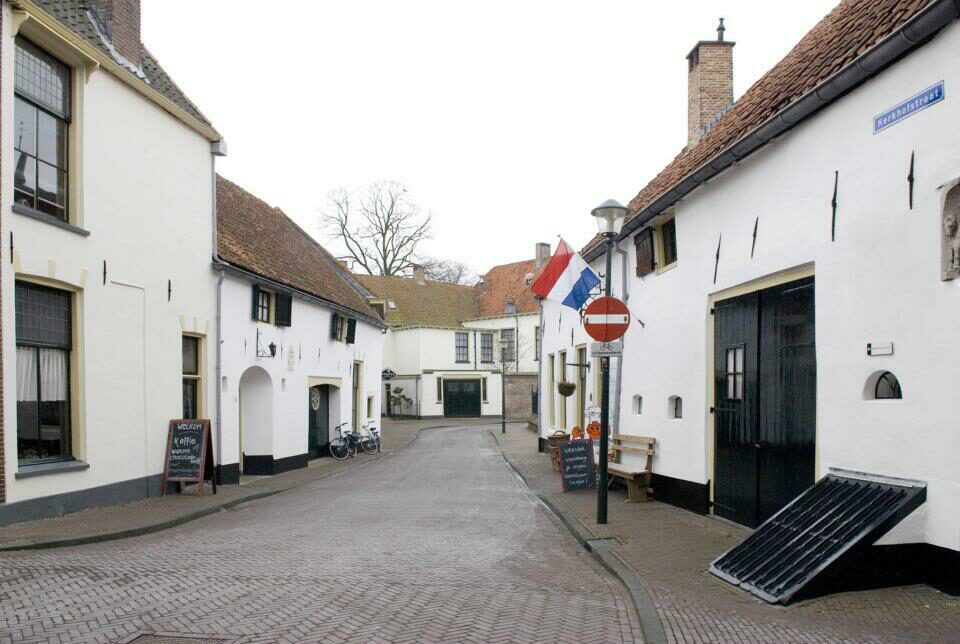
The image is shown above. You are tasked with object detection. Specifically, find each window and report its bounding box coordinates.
[547,354,555,426]
[725,346,744,400]
[634,228,655,277]
[660,218,678,267]
[253,285,272,322]
[14,39,70,221]
[16,281,72,464]
[437,377,443,402]
[481,333,494,363]
[501,328,516,363]
[558,350,567,429]
[371,301,386,318]
[330,313,344,340]
[669,395,683,419]
[182,335,201,418]
[367,395,374,418]
[534,326,540,361]
[482,377,488,403]
[632,395,643,415]
[455,332,469,363]
[874,371,903,400]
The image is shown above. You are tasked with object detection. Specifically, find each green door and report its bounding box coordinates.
[443,380,481,418]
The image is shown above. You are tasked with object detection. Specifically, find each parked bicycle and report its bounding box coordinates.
[329,422,361,460]
[360,421,381,454]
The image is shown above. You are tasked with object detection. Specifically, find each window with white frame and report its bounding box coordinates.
[455,332,469,363]
[182,335,201,419]
[501,328,516,363]
[481,333,494,363]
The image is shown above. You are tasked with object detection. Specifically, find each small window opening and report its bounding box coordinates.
[669,395,683,419]
[873,371,902,400]
[632,395,643,415]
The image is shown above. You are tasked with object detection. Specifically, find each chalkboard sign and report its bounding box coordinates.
[558,440,596,492]
[162,419,216,496]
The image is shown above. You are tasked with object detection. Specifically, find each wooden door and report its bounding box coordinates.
[308,385,330,458]
[443,380,481,417]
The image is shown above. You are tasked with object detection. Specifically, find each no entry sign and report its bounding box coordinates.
[583,297,630,342]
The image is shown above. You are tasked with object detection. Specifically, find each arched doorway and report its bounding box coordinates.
[239,366,273,475]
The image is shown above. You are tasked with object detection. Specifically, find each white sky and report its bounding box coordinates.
[142,1,838,275]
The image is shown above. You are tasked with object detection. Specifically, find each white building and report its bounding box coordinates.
[539,0,960,589]
[215,176,386,479]
[0,0,223,523]
[359,246,549,420]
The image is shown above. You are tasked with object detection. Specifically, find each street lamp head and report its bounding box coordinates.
[591,199,627,237]
[498,338,509,348]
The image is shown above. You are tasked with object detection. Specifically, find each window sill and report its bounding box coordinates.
[656,261,678,276]
[15,459,90,479]
[13,204,90,237]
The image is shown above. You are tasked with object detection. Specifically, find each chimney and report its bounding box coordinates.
[89,0,142,65]
[412,264,426,285]
[687,18,734,147]
[534,242,551,269]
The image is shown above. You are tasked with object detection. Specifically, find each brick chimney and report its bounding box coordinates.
[534,242,551,269]
[89,0,142,65]
[687,18,734,147]
[412,264,426,285]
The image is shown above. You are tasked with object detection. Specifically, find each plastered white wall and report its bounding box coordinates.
[539,21,960,549]
[463,313,540,375]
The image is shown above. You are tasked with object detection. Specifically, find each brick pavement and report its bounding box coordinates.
[494,424,960,644]
[0,424,641,643]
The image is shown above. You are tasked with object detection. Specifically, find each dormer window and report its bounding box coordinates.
[505,298,517,314]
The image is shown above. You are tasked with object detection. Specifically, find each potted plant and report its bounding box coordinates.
[557,381,576,397]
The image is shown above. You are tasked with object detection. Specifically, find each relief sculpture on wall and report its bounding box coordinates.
[942,185,960,281]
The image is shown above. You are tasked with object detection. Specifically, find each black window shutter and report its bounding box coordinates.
[635,228,655,277]
[346,318,357,344]
[330,313,340,340]
[275,293,292,327]
[251,285,261,320]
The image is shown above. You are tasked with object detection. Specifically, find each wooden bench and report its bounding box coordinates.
[608,434,655,503]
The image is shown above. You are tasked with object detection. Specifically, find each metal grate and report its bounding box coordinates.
[709,473,926,604]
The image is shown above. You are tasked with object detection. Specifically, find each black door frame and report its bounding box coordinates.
[709,268,817,528]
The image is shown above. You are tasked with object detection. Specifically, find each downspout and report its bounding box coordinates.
[210,143,227,476]
[613,240,629,435]
[536,298,544,450]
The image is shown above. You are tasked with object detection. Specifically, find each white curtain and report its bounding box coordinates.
[17,347,67,402]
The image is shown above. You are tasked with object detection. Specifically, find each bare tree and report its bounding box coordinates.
[322,181,432,276]
[422,257,477,285]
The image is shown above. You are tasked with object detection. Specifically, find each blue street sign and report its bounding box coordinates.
[873,81,944,134]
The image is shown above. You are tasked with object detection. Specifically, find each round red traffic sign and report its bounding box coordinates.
[583,297,630,342]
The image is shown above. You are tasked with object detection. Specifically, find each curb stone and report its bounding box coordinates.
[0,423,447,553]
[489,429,668,644]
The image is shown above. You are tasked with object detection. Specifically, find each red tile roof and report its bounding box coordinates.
[476,260,540,317]
[216,175,380,321]
[585,0,941,255]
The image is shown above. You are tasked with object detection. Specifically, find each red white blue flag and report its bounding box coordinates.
[531,239,600,310]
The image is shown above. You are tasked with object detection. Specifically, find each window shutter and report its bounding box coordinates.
[634,229,655,277]
[330,313,340,340]
[346,318,357,344]
[251,285,261,320]
[275,293,292,327]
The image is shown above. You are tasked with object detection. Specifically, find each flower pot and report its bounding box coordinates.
[557,382,576,397]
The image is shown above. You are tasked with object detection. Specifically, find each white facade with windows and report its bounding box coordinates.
[0,0,222,522]
[539,8,960,561]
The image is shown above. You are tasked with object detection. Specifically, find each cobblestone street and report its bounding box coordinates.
[0,425,641,643]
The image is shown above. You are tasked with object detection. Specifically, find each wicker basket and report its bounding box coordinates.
[557,382,576,397]
[547,431,570,472]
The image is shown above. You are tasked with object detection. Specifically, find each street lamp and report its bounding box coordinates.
[499,337,509,434]
[590,198,627,525]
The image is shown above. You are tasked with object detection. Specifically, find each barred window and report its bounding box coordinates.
[14,38,69,221]
[481,333,493,363]
[455,332,469,363]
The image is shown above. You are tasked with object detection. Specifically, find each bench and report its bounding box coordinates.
[608,434,655,503]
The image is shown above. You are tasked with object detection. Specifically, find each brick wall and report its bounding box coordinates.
[505,374,537,420]
[687,41,734,146]
[90,0,141,64]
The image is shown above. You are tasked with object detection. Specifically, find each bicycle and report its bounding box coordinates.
[359,421,380,454]
[329,422,359,460]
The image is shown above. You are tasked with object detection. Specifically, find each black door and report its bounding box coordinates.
[714,277,816,528]
[443,380,481,417]
[308,385,330,458]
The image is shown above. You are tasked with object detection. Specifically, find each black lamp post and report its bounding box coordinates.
[499,337,509,434]
[591,198,627,525]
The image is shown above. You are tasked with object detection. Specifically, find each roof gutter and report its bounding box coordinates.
[585,0,960,261]
[211,260,388,330]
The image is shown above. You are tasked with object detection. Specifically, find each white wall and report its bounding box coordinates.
[2,10,218,503]
[463,313,540,375]
[220,275,384,464]
[540,21,960,549]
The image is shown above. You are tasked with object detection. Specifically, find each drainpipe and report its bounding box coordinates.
[536,298,544,450]
[613,240,629,436]
[210,143,227,476]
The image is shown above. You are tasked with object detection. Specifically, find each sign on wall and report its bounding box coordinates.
[873,81,944,134]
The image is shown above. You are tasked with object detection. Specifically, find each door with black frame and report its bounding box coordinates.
[713,277,816,528]
[443,379,481,418]
[308,385,330,458]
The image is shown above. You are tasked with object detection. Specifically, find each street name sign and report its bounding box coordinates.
[583,296,630,342]
[590,341,623,357]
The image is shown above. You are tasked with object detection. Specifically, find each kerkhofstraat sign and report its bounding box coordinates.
[873,81,944,134]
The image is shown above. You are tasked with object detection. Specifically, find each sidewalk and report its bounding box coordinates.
[0,418,493,552]
[491,423,960,644]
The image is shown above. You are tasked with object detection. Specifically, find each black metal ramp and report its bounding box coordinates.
[709,472,926,604]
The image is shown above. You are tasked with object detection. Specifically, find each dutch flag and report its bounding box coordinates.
[531,239,601,310]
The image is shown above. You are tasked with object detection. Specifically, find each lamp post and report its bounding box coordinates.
[591,199,627,525]
[499,337,509,434]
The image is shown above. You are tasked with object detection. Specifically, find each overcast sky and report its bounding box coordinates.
[142,1,837,275]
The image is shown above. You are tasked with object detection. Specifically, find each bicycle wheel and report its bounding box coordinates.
[359,434,378,454]
[329,438,350,461]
